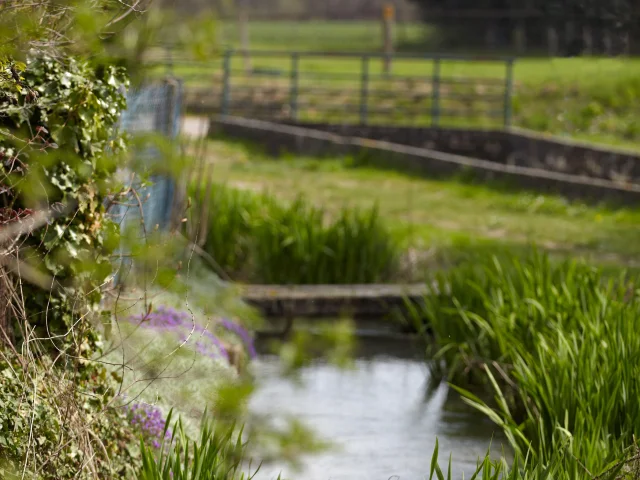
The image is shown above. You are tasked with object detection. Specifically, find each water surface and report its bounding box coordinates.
[249,336,509,480]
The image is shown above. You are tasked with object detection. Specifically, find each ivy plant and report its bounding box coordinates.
[0,55,127,353]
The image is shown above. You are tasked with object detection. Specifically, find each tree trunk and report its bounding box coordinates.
[514,20,527,54]
[547,24,559,56]
[583,25,593,56]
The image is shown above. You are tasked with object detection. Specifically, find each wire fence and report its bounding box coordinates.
[176,50,515,128]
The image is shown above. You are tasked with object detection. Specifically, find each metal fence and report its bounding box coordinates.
[178,50,515,128]
[109,79,183,284]
[114,79,183,234]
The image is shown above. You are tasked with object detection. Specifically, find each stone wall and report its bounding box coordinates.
[285,122,640,186]
[210,115,640,204]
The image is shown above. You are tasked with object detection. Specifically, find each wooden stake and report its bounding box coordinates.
[382,4,395,76]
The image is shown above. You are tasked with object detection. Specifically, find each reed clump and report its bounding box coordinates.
[415,251,640,478]
[193,183,400,284]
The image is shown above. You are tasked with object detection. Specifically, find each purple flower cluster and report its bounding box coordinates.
[127,306,257,363]
[220,318,257,359]
[128,306,230,362]
[126,402,172,449]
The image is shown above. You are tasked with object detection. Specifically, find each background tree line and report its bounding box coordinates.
[408,0,638,55]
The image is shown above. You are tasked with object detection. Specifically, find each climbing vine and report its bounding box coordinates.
[0,54,127,351]
[0,49,141,480]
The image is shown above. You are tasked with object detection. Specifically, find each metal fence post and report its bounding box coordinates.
[359,55,370,125]
[290,52,299,121]
[166,47,174,76]
[503,58,515,128]
[221,49,232,116]
[430,57,441,127]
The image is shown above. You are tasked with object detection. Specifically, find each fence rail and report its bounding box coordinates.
[172,50,515,128]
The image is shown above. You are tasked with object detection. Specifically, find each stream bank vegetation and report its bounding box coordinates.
[414,251,640,479]
[0,1,349,478]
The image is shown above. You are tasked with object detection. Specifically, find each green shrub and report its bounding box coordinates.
[0,51,135,480]
[0,54,124,350]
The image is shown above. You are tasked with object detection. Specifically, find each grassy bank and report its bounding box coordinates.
[414,251,640,478]
[199,137,640,273]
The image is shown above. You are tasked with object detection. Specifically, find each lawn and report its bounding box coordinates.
[214,20,640,86]
[217,20,432,53]
[200,136,640,272]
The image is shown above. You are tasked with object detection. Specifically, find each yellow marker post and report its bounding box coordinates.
[383,4,395,21]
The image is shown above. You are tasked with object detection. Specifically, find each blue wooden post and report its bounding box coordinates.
[430,57,441,127]
[221,49,232,115]
[359,55,370,125]
[504,58,515,127]
[290,53,299,121]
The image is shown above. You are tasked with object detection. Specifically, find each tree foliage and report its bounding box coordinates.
[408,0,635,21]
[408,0,636,53]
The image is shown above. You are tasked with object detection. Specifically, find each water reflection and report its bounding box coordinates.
[249,335,509,480]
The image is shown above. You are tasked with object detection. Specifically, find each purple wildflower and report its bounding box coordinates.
[125,401,171,449]
[127,306,230,362]
[220,318,257,359]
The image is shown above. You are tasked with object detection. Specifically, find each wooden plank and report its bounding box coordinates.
[239,283,429,321]
[240,283,428,300]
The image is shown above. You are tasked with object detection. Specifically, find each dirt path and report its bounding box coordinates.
[181,115,210,139]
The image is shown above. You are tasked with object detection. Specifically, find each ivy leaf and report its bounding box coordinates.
[66,243,78,258]
[60,72,72,88]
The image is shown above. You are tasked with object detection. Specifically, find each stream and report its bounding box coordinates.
[248,335,509,480]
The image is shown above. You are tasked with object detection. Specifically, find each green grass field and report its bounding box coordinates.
[168,21,640,147]
[218,21,432,53]
[199,137,640,273]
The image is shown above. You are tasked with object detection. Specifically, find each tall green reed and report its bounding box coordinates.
[192,183,399,284]
[138,409,255,480]
[426,438,638,480]
[193,184,262,276]
[412,251,640,476]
